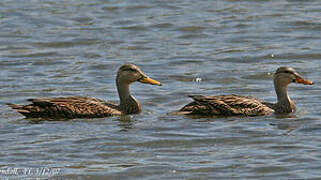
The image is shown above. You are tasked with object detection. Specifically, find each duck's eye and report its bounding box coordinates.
[128,68,137,72]
[282,70,293,74]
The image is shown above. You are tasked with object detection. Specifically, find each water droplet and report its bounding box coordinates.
[195,77,202,82]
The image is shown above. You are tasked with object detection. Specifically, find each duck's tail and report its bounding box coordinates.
[6,103,31,116]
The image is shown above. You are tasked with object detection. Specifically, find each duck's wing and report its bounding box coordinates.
[179,94,274,116]
[7,96,122,119]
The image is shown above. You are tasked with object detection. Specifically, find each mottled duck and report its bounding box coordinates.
[7,64,161,119]
[176,67,313,116]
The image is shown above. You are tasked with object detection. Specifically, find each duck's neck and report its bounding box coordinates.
[116,79,141,115]
[274,80,295,113]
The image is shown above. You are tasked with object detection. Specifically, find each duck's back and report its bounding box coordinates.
[7,96,121,119]
[180,94,274,116]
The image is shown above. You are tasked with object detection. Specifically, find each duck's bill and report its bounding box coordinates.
[295,77,313,85]
[139,77,162,86]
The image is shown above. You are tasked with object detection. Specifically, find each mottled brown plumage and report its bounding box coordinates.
[7,64,161,119]
[180,94,273,116]
[176,67,313,117]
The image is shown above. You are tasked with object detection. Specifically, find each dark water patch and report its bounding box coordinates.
[31,59,70,66]
[87,63,117,70]
[242,72,272,81]
[176,26,206,32]
[112,19,137,26]
[151,23,173,29]
[106,165,175,180]
[275,53,321,60]
[33,39,100,48]
[125,5,152,11]
[101,6,120,12]
[6,51,58,58]
[296,124,321,135]
[166,57,209,64]
[82,52,101,59]
[177,33,209,39]
[167,75,198,82]
[133,137,248,149]
[121,46,153,51]
[71,17,93,23]
[119,25,149,31]
[252,166,289,174]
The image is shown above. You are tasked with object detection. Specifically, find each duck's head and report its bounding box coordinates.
[117,64,162,86]
[274,66,313,86]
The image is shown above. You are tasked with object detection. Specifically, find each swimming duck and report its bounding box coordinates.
[176,67,313,116]
[7,64,161,119]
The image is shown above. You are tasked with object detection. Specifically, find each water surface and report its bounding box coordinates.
[1,0,321,179]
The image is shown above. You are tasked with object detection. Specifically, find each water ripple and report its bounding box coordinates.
[1,0,321,179]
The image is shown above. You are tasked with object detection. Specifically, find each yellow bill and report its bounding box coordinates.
[139,77,162,86]
[295,77,313,85]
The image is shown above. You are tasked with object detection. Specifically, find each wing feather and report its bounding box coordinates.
[8,96,122,119]
[179,94,274,116]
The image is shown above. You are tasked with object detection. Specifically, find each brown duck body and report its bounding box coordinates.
[180,95,274,116]
[7,96,122,119]
[7,64,161,119]
[177,67,313,117]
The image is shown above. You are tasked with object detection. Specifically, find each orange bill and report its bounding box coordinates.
[295,77,313,85]
[139,77,162,86]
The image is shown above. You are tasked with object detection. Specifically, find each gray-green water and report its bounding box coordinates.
[1,0,321,179]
